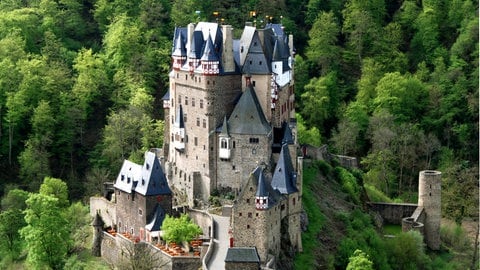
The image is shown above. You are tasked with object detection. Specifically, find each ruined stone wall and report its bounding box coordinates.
[368,202,419,224]
[90,197,116,228]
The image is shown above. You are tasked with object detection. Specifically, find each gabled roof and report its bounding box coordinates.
[239,26,256,66]
[145,204,166,232]
[114,152,171,196]
[241,32,270,74]
[136,151,172,196]
[271,144,298,194]
[225,247,260,263]
[174,104,185,128]
[114,160,142,193]
[227,84,270,135]
[265,23,286,37]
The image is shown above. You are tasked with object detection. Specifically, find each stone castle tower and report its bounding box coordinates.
[418,170,442,250]
[164,22,297,206]
[164,21,302,265]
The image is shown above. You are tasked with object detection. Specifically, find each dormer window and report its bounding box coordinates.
[146,164,150,170]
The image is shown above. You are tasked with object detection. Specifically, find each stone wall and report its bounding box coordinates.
[217,133,272,192]
[100,232,202,270]
[232,178,282,263]
[225,261,260,270]
[367,202,418,224]
[90,197,116,228]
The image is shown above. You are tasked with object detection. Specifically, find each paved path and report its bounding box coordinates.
[207,214,230,270]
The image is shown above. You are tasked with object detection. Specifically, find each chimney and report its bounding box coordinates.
[222,25,234,73]
[186,23,195,57]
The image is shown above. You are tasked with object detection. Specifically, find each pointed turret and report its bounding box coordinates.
[173,105,185,151]
[255,168,269,210]
[219,116,231,160]
[271,144,298,194]
[172,34,186,70]
[201,34,220,75]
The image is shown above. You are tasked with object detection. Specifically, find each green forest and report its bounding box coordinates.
[0,0,477,269]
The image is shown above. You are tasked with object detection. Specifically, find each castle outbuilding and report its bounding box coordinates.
[113,151,172,240]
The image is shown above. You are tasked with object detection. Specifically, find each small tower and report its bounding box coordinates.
[255,169,269,210]
[172,34,186,70]
[200,34,220,75]
[418,170,442,250]
[92,212,104,257]
[219,116,231,160]
[173,104,185,151]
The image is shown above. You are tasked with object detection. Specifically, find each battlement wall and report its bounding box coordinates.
[368,202,419,224]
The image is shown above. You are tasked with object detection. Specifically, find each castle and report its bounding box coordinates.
[164,21,303,264]
[90,21,303,269]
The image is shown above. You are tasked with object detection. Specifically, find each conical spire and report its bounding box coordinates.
[175,104,185,128]
[172,34,186,57]
[271,144,298,194]
[220,116,229,136]
[255,168,268,197]
[201,34,219,61]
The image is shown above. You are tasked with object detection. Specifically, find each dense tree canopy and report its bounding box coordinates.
[0,0,477,268]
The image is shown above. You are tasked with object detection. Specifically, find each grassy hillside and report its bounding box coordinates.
[294,159,478,270]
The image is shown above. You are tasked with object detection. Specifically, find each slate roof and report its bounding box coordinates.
[250,166,281,209]
[271,144,298,194]
[255,168,268,197]
[145,204,166,232]
[172,27,187,54]
[241,31,270,74]
[161,90,170,100]
[136,151,172,196]
[219,116,229,136]
[228,84,270,135]
[281,122,294,145]
[114,152,171,196]
[201,35,219,61]
[172,33,186,57]
[225,247,260,263]
[114,160,142,194]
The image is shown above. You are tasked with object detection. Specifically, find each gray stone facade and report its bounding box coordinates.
[165,21,303,268]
